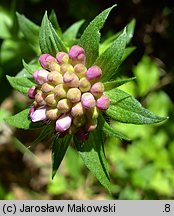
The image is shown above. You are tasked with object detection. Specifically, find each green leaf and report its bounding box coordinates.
[126,19,136,44]
[16,12,40,53]
[100,115,130,140]
[63,19,84,43]
[49,10,62,37]
[52,135,72,179]
[22,60,34,75]
[6,75,35,94]
[5,108,42,129]
[104,77,136,91]
[105,88,167,124]
[79,5,116,67]
[39,12,67,56]
[74,123,110,192]
[122,47,136,61]
[0,7,12,39]
[96,28,127,82]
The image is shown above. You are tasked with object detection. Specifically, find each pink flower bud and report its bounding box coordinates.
[47,71,63,85]
[33,70,49,85]
[71,102,85,117]
[45,94,57,106]
[54,84,68,99]
[75,128,89,141]
[28,86,37,99]
[41,83,54,94]
[79,77,91,92]
[81,93,96,109]
[67,88,81,103]
[74,63,87,78]
[96,95,110,110]
[29,107,47,122]
[69,45,86,65]
[56,52,69,64]
[46,108,60,120]
[63,72,79,88]
[57,99,72,113]
[55,114,72,132]
[85,65,102,81]
[90,82,104,98]
[39,54,58,71]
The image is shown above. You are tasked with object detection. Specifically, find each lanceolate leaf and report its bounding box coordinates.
[52,135,72,179]
[39,12,67,56]
[5,108,42,129]
[74,123,110,192]
[105,88,167,124]
[6,75,35,94]
[49,10,62,37]
[126,19,136,44]
[22,60,34,75]
[63,19,84,43]
[79,5,116,68]
[104,77,136,91]
[16,13,40,53]
[96,28,127,82]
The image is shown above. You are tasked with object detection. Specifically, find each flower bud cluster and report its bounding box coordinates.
[28,45,110,140]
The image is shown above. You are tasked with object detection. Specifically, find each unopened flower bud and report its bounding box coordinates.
[55,114,72,132]
[90,82,104,98]
[75,127,89,141]
[33,70,49,85]
[79,77,91,92]
[60,63,74,74]
[71,102,85,117]
[41,83,54,94]
[69,45,86,65]
[35,91,46,106]
[86,106,99,120]
[81,92,96,109]
[57,99,72,113]
[85,119,97,132]
[74,64,87,78]
[54,84,68,99]
[45,94,57,106]
[47,71,63,85]
[73,115,86,128]
[56,52,69,64]
[67,88,81,103]
[39,54,60,71]
[30,107,47,122]
[46,108,60,120]
[86,65,102,81]
[96,95,110,110]
[63,72,79,88]
[28,86,37,99]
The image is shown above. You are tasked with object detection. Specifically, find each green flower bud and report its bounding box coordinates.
[60,63,74,74]
[85,119,97,132]
[35,91,46,106]
[86,106,99,120]
[45,94,57,106]
[46,108,60,120]
[57,99,72,113]
[41,83,54,94]
[71,102,85,117]
[47,71,63,85]
[67,88,81,103]
[73,115,86,128]
[56,52,69,64]
[79,77,91,92]
[74,63,87,78]
[54,84,68,99]
[63,72,79,88]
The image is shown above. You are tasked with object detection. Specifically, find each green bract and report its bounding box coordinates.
[5,5,167,192]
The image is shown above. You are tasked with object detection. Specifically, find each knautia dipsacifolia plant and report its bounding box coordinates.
[5,5,167,191]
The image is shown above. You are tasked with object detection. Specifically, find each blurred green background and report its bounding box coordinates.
[0,0,174,199]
